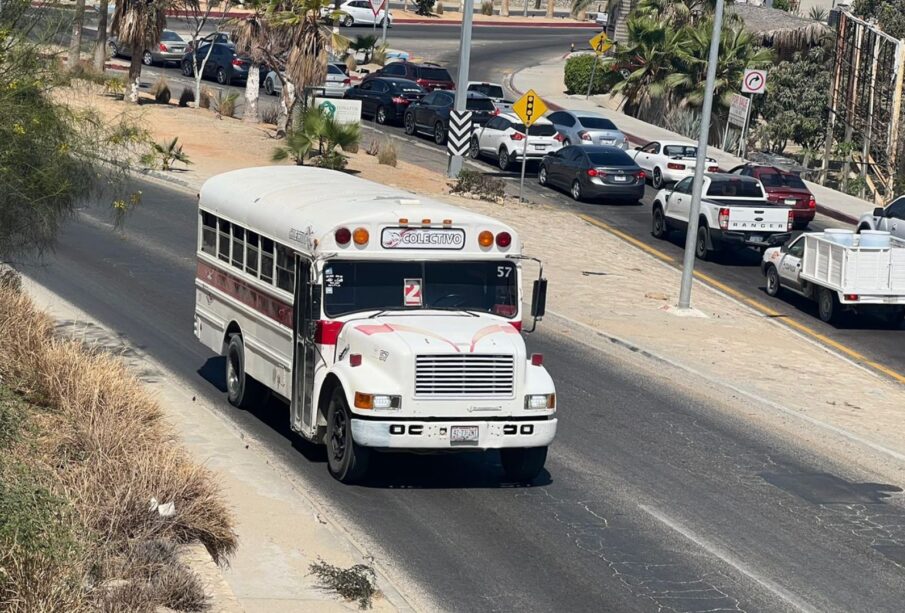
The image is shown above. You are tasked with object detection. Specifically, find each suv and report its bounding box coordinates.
[469,113,564,171]
[404,91,496,144]
[367,61,455,92]
[728,164,816,229]
[857,195,905,239]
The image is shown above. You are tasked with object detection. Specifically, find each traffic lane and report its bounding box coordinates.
[21,178,905,612]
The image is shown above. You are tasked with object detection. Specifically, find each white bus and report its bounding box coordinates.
[194,166,556,483]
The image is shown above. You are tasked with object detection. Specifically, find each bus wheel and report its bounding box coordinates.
[225,335,268,409]
[326,388,370,483]
[501,446,547,483]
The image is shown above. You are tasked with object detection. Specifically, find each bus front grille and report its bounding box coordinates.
[415,354,515,398]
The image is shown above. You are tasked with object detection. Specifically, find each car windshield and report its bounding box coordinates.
[587,150,634,165]
[663,145,697,157]
[758,171,807,189]
[323,260,518,317]
[419,67,452,81]
[466,98,496,111]
[470,84,504,98]
[511,123,557,136]
[707,179,764,198]
[578,117,617,130]
[161,31,183,41]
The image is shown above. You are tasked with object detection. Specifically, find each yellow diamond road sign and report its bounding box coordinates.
[590,32,613,55]
[512,89,548,128]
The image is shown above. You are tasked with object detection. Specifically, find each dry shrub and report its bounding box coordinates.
[178,87,195,108]
[366,138,380,156]
[310,559,377,610]
[199,87,215,109]
[377,140,397,167]
[261,103,279,125]
[150,78,171,104]
[481,0,493,15]
[345,54,358,73]
[212,91,239,118]
[436,1,444,14]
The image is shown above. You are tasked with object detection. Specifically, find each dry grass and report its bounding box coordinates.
[0,281,237,610]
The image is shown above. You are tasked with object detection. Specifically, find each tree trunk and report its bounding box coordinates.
[244,63,261,123]
[128,46,143,103]
[67,0,87,70]
[534,0,541,10]
[277,80,297,137]
[93,0,109,72]
[501,0,509,16]
[546,0,554,18]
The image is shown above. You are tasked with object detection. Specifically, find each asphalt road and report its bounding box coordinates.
[21,174,905,613]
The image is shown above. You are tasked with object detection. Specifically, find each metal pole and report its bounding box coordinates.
[523,0,528,17]
[381,0,388,44]
[518,130,529,201]
[739,95,751,158]
[677,0,724,310]
[447,0,474,178]
[585,54,599,99]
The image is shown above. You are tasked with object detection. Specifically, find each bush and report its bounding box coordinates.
[310,559,377,610]
[178,87,195,107]
[414,0,436,15]
[261,103,280,125]
[150,77,171,104]
[345,54,358,73]
[377,140,397,166]
[436,1,444,14]
[564,53,608,95]
[481,1,493,15]
[212,91,239,118]
[103,76,126,100]
[371,44,387,67]
[199,87,214,109]
[451,169,506,201]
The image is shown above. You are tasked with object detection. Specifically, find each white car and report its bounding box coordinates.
[627,140,719,189]
[324,0,392,26]
[263,63,351,98]
[469,113,564,171]
[856,194,905,239]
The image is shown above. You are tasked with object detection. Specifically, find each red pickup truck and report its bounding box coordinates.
[728,164,816,230]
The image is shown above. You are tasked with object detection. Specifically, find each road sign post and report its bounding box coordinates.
[447,110,474,158]
[738,69,766,158]
[512,89,549,202]
[586,32,612,100]
[447,0,475,178]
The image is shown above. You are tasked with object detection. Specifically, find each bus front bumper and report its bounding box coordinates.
[350,418,557,449]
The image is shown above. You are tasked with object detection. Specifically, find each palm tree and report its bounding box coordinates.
[232,1,269,123]
[501,0,510,16]
[93,0,111,72]
[111,0,168,103]
[546,0,555,18]
[272,104,360,167]
[67,0,87,70]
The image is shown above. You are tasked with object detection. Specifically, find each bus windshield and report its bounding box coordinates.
[323,260,518,318]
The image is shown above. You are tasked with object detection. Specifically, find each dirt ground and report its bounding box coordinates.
[66,83,905,478]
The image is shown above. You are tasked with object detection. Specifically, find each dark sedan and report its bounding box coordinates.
[180,43,258,85]
[538,145,646,203]
[404,90,496,145]
[343,77,425,125]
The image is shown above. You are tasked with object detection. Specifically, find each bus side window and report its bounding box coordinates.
[231,225,245,269]
[260,237,275,284]
[275,244,295,292]
[246,231,259,276]
[201,211,217,256]
[218,219,231,263]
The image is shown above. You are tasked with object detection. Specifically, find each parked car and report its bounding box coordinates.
[180,43,259,85]
[651,173,792,260]
[857,194,905,239]
[109,29,187,66]
[538,145,645,203]
[186,32,233,53]
[403,91,496,145]
[263,64,351,98]
[547,110,627,149]
[729,164,816,230]
[469,113,564,171]
[343,77,425,124]
[627,140,719,189]
[466,81,513,113]
[366,61,455,92]
[324,0,392,27]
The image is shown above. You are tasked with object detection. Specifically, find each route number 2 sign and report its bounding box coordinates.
[404,278,423,306]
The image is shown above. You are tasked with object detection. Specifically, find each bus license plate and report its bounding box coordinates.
[451,426,479,443]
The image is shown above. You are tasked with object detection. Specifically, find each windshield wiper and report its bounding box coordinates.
[422,307,482,317]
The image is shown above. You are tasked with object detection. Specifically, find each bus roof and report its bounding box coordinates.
[200,166,520,257]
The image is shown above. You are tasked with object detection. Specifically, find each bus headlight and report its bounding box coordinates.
[354,392,401,410]
[525,394,555,410]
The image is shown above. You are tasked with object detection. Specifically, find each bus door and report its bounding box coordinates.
[291,255,316,437]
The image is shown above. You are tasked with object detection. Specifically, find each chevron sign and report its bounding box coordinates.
[447,110,474,157]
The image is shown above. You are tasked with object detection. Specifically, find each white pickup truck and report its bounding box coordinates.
[651,173,792,260]
[762,231,905,324]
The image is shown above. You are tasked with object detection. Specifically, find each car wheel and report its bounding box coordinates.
[538,164,548,186]
[225,335,269,410]
[182,60,193,77]
[376,105,388,125]
[325,388,370,483]
[498,148,511,171]
[765,265,781,297]
[216,66,229,85]
[343,15,354,26]
[818,287,839,323]
[501,447,547,483]
[404,112,415,135]
[433,121,447,145]
[468,136,480,159]
[857,224,871,233]
[264,77,275,95]
[695,224,711,260]
[652,167,665,189]
[651,205,668,239]
[571,179,582,201]
[142,50,154,66]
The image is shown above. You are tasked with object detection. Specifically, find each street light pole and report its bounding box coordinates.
[447,0,475,178]
[677,0,725,310]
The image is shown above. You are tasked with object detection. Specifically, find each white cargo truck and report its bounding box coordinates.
[762,231,905,324]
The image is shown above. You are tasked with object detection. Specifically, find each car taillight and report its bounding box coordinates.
[844,294,860,302]
[343,78,351,85]
[667,162,686,170]
[788,209,794,229]
[587,168,598,177]
[719,207,730,230]
[707,165,719,172]
[159,43,168,52]
[808,194,816,209]
[579,131,592,141]
[510,132,524,141]
[636,171,646,180]
[416,78,428,87]
[231,58,244,67]
[392,96,407,104]
[554,132,565,142]
[492,107,500,115]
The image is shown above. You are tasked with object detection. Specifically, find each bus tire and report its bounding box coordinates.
[225,335,267,409]
[501,446,547,483]
[326,388,370,484]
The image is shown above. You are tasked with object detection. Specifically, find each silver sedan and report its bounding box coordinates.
[547,110,627,149]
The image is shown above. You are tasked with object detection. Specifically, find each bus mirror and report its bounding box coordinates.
[531,279,547,319]
[309,284,322,336]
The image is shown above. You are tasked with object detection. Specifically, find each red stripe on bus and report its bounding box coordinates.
[197,260,293,328]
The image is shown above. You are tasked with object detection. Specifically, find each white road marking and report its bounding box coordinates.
[639,505,820,613]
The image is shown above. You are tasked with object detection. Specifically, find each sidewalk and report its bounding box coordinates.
[509,55,873,225]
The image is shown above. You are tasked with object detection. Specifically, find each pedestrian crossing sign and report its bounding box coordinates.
[589,32,613,55]
[512,89,548,127]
